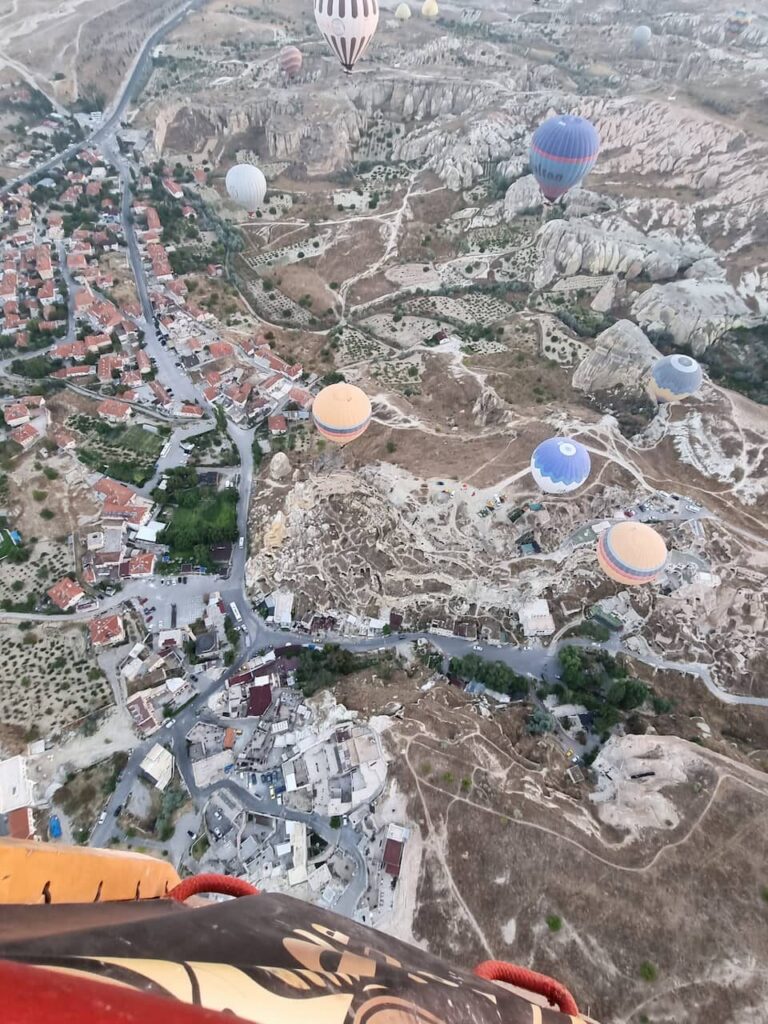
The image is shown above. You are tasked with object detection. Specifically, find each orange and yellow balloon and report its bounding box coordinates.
[312,382,372,445]
[597,522,667,586]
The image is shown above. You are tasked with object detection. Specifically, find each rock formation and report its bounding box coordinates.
[532,216,709,291]
[572,320,660,393]
[503,174,542,219]
[269,451,291,481]
[632,279,753,354]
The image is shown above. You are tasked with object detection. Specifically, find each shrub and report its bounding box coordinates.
[546,915,562,933]
[639,961,657,982]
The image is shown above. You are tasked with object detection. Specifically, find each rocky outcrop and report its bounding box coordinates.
[533,216,709,291]
[393,111,528,191]
[632,280,753,355]
[503,174,542,218]
[572,320,660,393]
[269,452,291,481]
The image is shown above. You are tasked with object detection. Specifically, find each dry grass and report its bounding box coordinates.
[386,687,768,1023]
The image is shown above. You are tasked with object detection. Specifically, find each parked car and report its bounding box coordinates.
[97,811,106,825]
[113,804,122,817]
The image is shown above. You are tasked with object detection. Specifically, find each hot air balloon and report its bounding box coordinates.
[530,437,591,494]
[647,354,703,404]
[597,522,668,587]
[529,114,600,201]
[632,25,652,48]
[726,9,752,35]
[422,0,438,17]
[225,164,267,212]
[278,45,303,78]
[312,382,372,445]
[314,0,379,74]
[395,2,411,20]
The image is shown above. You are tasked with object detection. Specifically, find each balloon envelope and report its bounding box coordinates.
[314,0,380,73]
[632,25,652,47]
[727,9,752,33]
[529,114,600,201]
[648,354,703,404]
[531,437,591,494]
[312,382,372,445]
[225,164,267,212]
[597,522,668,587]
[422,0,438,16]
[279,45,303,77]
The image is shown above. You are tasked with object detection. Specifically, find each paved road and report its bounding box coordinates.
[0,0,200,199]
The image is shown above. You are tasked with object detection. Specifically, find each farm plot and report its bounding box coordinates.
[67,415,166,487]
[405,292,515,327]
[537,315,592,366]
[360,314,452,348]
[371,357,423,395]
[332,326,392,365]
[0,538,74,611]
[236,272,314,327]
[0,622,112,736]
[241,233,330,271]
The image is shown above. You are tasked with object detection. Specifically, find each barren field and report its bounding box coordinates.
[0,0,180,105]
[5,448,98,540]
[385,686,768,1023]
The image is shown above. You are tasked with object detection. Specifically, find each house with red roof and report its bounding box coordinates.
[179,403,204,418]
[97,399,132,424]
[89,613,126,648]
[10,423,40,450]
[121,552,156,578]
[208,341,233,360]
[288,386,313,410]
[268,414,287,436]
[52,365,94,380]
[7,807,35,841]
[97,354,124,383]
[162,179,184,199]
[47,577,85,611]
[3,403,29,428]
[136,350,151,374]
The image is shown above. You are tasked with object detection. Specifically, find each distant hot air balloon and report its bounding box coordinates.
[647,354,703,404]
[278,45,303,78]
[422,0,439,17]
[726,9,752,35]
[597,522,668,587]
[632,25,652,48]
[313,0,379,74]
[395,2,411,21]
[312,382,372,445]
[225,163,267,212]
[531,437,591,494]
[529,114,600,201]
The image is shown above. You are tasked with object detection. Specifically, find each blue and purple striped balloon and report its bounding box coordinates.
[529,114,600,201]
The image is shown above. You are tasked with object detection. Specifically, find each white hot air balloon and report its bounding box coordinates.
[225,163,267,213]
[314,0,380,74]
[421,0,438,18]
[395,2,411,21]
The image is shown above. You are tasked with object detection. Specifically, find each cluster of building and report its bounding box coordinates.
[1,394,49,451]
[0,93,80,171]
[180,655,405,921]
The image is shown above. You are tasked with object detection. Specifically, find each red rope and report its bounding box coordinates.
[474,960,580,1017]
[168,873,260,902]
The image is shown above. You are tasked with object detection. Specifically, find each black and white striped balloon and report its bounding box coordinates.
[313,0,379,74]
